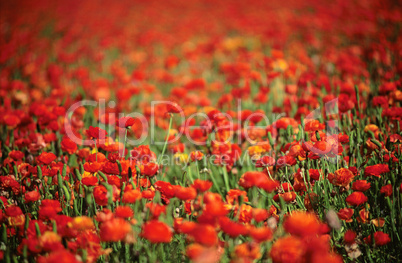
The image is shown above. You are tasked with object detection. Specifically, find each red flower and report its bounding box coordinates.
[81,176,98,186]
[270,236,305,263]
[93,185,109,206]
[115,206,134,218]
[24,191,40,203]
[117,116,136,128]
[283,211,321,237]
[38,248,80,263]
[86,126,108,140]
[344,230,357,244]
[328,168,355,187]
[84,162,103,173]
[122,188,142,204]
[100,218,132,242]
[39,200,62,220]
[189,224,218,247]
[166,102,182,114]
[373,231,391,246]
[175,186,197,200]
[238,171,279,192]
[142,190,155,200]
[5,205,23,217]
[352,180,371,192]
[365,231,391,246]
[249,226,272,243]
[191,179,212,192]
[219,217,248,237]
[364,164,390,177]
[9,150,24,160]
[380,184,392,197]
[337,208,354,222]
[190,151,204,161]
[141,220,172,243]
[141,162,159,177]
[252,208,268,222]
[37,152,57,165]
[346,192,368,206]
[60,137,77,154]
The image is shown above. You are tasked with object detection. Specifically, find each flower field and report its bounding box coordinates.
[1,0,402,262]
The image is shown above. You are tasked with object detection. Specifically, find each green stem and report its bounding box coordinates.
[158,114,173,165]
[122,128,128,159]
[222,166,230,193]
[94,140,98,162]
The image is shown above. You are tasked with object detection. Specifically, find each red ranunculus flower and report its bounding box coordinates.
[61,137,77,154]
[86,126,108,140]
[141,220,172,243]
[364,164,390,177]
[380,184,392,197]
[117,116,136,128]
[37,152,57,165]
[25,191,40,203]
[346,192,368,206]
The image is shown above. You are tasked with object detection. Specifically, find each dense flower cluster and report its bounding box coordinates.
[1,0,401,262]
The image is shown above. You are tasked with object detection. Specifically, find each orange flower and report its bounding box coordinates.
[141,220,172,243]
[175,186,197,200]
[252,208,269,222]
[192,179,212,192]
[140,162,159,177]
[249,226,272,243]
[371,218,385,227]
[83,162,103,173]
[337,208,354,222]
[304,193,319,211]
[100,218,132,242]
[357,207,369,223]
[203,192,228,217]
[114,206,134,218]
[186,243,222,262]
[328,168,354,187]
[39,231,63,251]
[237,204,253,223]
[238,171,279,192]
[122,188,142,204]
[70,216,95,232]
[226,189,248,206]
[270,236,305,263]
[283,211,321,237]
[190,151,204,161]
[234,242,261,260]
[274,191,297,203]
